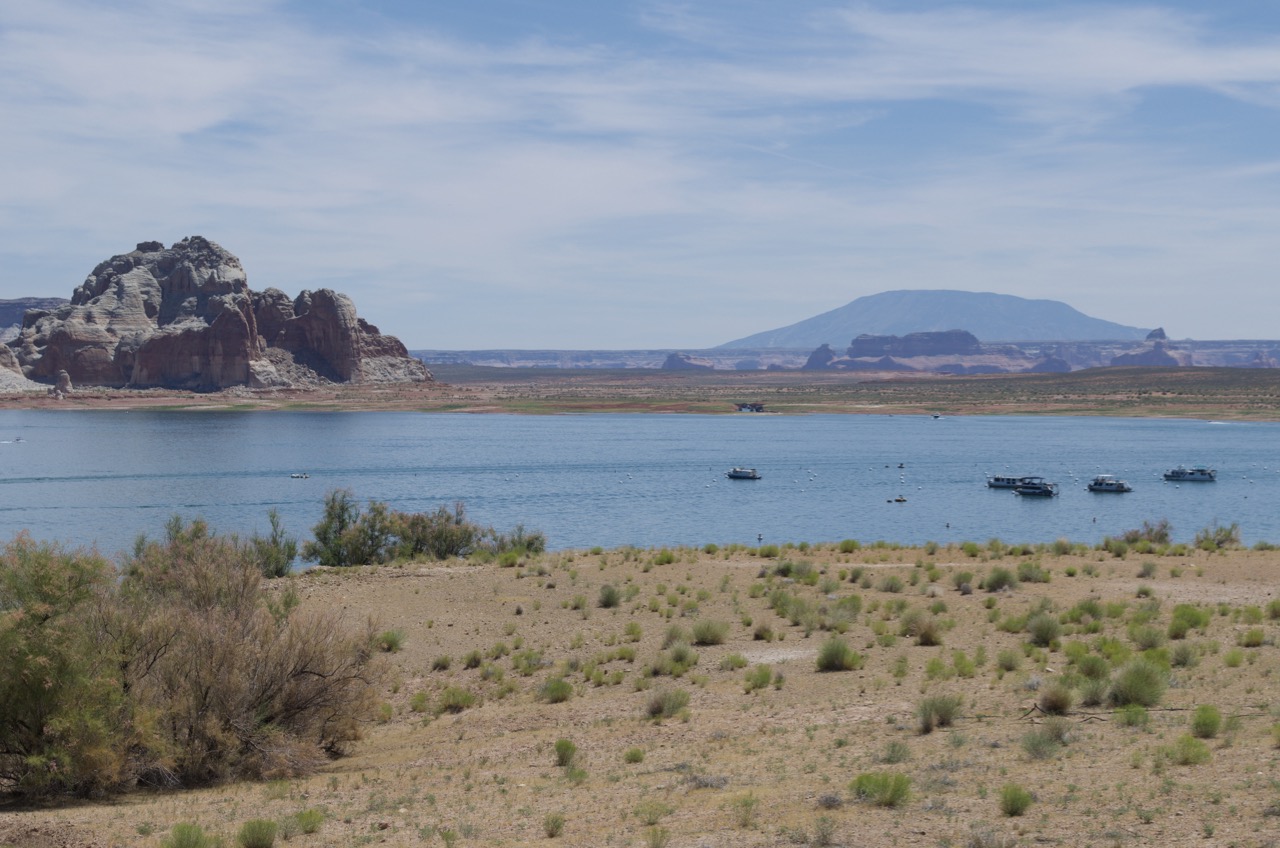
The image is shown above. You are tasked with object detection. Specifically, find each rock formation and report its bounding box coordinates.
[1110,340,1185,368]
[846,331,982,358]
[4,238,429,390]
[660,352,715,371]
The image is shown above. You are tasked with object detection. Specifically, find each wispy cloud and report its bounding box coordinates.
[1,1,1279,346]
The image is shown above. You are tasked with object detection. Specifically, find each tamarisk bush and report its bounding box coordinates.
[0,520,384,796]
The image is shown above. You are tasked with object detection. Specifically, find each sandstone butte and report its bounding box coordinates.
[0,236,430,392]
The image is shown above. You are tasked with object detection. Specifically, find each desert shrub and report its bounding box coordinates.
[999,783,1033,816]
[437,686,477,714]
[850,772,911,807]
[624,747,645,763]
[237,819,278,848]
[1128,624,1165,651]
[1022,719,1070,759]
[1026,613,1061,647]
[1194,521,1240,552]
[248,509,298,578]
[918,694,962,734]
[983,567,1018,592]
[1122,519,1171,546]
[1075,654,1109,679]
[1109,658,1167,707]
[1115,704,1149,728]
[1078,677,1109,707]
[757,544,780,559]
[543,813,565,838]
[880,741,911,764]
[816,638,863,672]
[304,493,544,565]
[961,541,981,558]
[1016,561,1049,583]
[995,649,1021,673]
[0,526,385,797]
[635,800,673,825]
[376,629,404,653]
[539,678,574,704]
[744,664,773,693]
[838,539,861,553]
[1167,734,1211,765]
[719,652,747,671]
[645,688,690,720]
[691,619,730,646]
[1239,627,1266,648]
[598,584,621,608]
[163,823,218,848]
[1190,705,1222,739]
[293,809,325,834]
[553,738,577,767]
[1038,682,1074,715]
[1170,642,1198,668]
[878,575,905,593]
[1168,604,1210,639]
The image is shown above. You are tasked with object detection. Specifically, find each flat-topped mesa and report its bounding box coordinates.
[7,237,430,390]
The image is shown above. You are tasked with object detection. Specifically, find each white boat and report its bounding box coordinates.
[1164,466,1216,482]
[1013,477,1058,497]
[987,475,1030,489]
[1087,474,1132,493]
[726,467,761,480]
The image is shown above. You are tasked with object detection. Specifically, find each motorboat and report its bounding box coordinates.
[1164,465,1216,482]
[726,467,761,480]
[1087,474,1132,493]
[1013,477,1058,497]
[987,475,1031,489]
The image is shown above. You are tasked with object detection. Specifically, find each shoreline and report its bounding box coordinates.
[0,365,1278,420]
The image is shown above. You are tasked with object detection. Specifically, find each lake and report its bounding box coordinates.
[0,411,1276,557]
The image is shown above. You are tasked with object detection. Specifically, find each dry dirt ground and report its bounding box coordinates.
[5,543,1280,848]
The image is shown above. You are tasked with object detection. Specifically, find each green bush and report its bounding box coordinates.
[645,688,690,720]
[293,809,325,834]
[553,738,577,767]
[816,638,863,672]
[1109,658,1167,707]
[248,509,298,578]
[163,823,217,848]
[691,619,730,646]
[376,629,404,652]
[543,813,565,838]
[1168,734,1211,765]
[983,567,1018,592]
[1038,682,1073,715]
[0,527,383,797]
[598,584,621,608]
[744,664,773,693]
[1026,613,1061,647]
[623,747,645,764]
[838,539,861,553]
[999,783,1033,816]
[850,772,911,807]
[1115,704,1149,728]
[1190,705,1222,739]
[539,678,574,704]
[237,819,278,848]
[918,694,962,734]
[437,686,477,714]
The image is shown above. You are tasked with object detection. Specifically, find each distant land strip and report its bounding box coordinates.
[3,365,1280,420]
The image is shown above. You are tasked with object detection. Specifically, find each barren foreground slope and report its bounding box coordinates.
[5,542,1280,847]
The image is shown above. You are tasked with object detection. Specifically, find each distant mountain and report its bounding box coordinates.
[716,290,1150,348]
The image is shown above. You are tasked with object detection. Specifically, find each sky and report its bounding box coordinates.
[3,1,1280,349]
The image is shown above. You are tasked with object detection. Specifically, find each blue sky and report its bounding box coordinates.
[3,1,1279,349]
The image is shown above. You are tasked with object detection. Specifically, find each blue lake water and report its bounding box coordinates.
[0,411,1277,557]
